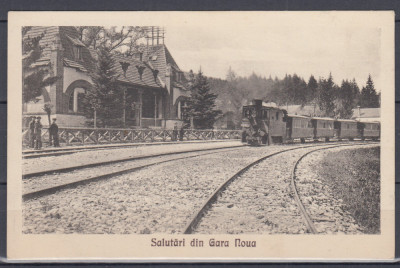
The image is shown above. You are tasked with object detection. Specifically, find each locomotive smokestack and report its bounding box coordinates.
[252,99,262,107]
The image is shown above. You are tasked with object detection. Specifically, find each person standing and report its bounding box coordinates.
[34,117,42,150]
[179,124,185,141]
[172,122,178,141]
[29,117,36,148]
[49,118,60,147]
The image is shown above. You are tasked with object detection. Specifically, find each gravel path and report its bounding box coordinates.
[194,143,374,234]
[24,144,303,234]
[22,141,242,174]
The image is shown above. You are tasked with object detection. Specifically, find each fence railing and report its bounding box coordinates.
[23,127,241,147]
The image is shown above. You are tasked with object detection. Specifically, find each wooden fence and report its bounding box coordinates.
[23,127,241,147]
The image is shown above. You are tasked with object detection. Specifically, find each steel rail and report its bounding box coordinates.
[22,146,246,201]
[289,142,378,234]
[22,140,239,159]
[183,142,376,234]
[22,144,245,179]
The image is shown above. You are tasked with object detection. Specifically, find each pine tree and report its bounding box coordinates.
[335,79,358,118]
[83,47,123,127]
[22,27,59,103]
[187,70,222,129]
[360,75,380,108]
[307,75,318,104]
[318,73,336,117]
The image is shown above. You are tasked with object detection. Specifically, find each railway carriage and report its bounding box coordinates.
[286,115,314,143]
[358,121,380,140]
[334,119,358,140]
[241,99,380,145]
[311,117,335,141]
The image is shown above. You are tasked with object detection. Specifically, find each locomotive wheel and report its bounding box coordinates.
[261,135,268,145]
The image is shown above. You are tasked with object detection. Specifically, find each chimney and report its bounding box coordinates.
[357,105,361,118]
[252,99,262,107]
[134,52,143,61]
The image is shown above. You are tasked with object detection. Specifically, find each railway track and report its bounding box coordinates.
[23,143,245,178]
[183,141,375,234]
[22,140,239,159]
[22,145,246,201]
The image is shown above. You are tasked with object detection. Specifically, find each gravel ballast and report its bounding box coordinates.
[23,142,376,234]
[24,144,298,234]
[22,141,243,175]
[195,144,377,234]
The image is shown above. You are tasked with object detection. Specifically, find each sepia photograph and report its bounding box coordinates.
[8,11,395,260]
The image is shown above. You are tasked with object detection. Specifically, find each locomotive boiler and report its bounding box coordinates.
[241,100,286,145]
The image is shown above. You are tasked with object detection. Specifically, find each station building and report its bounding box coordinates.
[23,26,190,128]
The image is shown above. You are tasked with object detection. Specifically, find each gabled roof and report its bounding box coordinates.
[281,104,323,117]
[23,26,95,73]
[351,108,380,118]
[287,114,311,119]
[111,54,163,89]
[312,117,335,121]
[142,44,180,83]
[336,119,358,123]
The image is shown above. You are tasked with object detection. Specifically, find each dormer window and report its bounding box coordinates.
[173,71,182,82]
[73,46,82,60]
[136,65,146,80]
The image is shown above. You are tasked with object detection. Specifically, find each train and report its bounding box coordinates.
[241,99,380,146]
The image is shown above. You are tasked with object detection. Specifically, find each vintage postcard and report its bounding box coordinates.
[7,11,395,261]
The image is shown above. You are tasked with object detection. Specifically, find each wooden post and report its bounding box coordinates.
[123,89,126,128]
[138,89,143,127]
[94,109,97,128]
[154,93,157,127]
[190,116,194,130]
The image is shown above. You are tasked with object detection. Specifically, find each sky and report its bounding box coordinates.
[155,12,387,92]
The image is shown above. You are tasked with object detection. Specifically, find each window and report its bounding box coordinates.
[142,91,156,118]
[276,112,279,121]
[73,46,82,60]
[263,110,269,120]
[77,92,85,113]
[323,122,326,128]
[69,88,86,113]
[68,92,74,111]
[177,100,186,119]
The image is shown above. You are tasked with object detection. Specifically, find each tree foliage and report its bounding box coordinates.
[77,26,146,55]
[187,70,222,129]
[334,79,360,118]
[208,67,378,123]
[318,73,337,117]
[360,75,380,108]
[82,47,123,127]
[22,27,59,103]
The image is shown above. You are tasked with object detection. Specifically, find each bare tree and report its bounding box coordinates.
[77,26,146,54]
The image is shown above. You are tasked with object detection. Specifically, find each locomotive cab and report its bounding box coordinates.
[242,100,286,145]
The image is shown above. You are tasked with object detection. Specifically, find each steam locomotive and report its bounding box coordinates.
[241,99,380,146]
